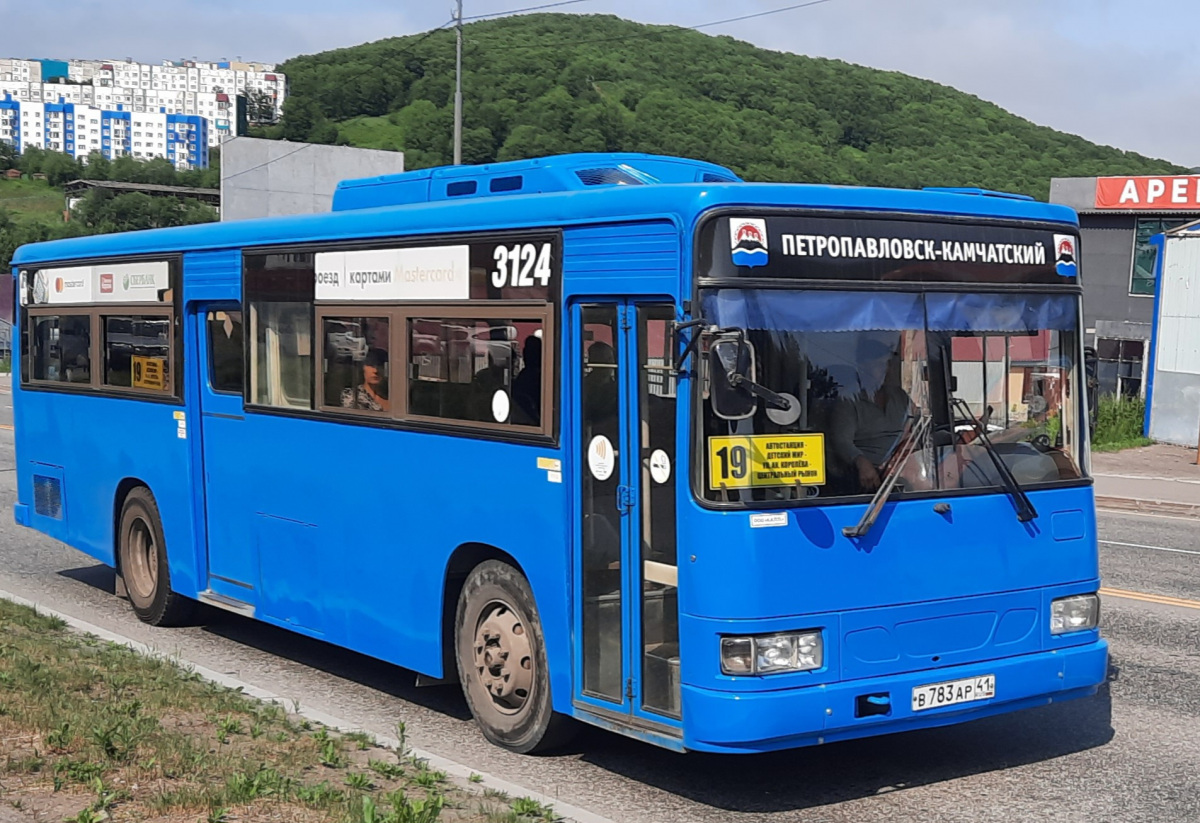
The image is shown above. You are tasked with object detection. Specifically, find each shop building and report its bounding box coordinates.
[1049,174,1200,397]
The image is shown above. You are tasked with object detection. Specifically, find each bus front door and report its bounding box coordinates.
[195,305,258,611]
[575,302,682,732]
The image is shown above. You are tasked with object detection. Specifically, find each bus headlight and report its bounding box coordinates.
[1050,594,1099,635]
[721,631,823,675]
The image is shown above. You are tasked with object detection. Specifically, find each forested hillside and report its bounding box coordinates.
[269,13,1183,198]
[0,148,218,269]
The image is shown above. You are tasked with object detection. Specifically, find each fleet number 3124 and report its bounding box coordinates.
[492,243,553,288]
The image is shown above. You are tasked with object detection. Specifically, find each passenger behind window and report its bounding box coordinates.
[471,351,509,421]
[341,347,390,412]
[583,341,617,427]
[511,335,542,425]
[829,336,912,493]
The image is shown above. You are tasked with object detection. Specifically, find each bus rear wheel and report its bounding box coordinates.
[118,487,193,627]
[455,560,572,754]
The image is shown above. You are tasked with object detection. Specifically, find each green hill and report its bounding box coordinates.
[270,13,1184,198]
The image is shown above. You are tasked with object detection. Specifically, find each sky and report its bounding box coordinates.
[4,0,1198,167]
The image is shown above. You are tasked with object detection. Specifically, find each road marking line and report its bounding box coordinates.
[1095,472,1200,486]
[1100,539,1200,557]
[1100,586,1200,611]
[0,588,616,823]
[1097,508,1199,524]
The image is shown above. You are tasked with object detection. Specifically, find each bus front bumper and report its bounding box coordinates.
[680,638,1108,753]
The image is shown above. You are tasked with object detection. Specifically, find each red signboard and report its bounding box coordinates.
[1095,175,1200,210]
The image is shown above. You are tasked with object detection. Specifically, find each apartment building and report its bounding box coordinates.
[0,56,284,162]
[0,95,209,169]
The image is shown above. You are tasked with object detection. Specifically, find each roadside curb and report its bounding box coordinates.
[1096,495,1200,519]
[0,588,617,823]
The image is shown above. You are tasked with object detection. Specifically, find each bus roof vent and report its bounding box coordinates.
[576,167,644,187]
[331,153,742,211]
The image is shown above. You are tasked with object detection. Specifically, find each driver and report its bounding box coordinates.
[830,335,912,492]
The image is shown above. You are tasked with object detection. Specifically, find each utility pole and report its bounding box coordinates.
[453,0,463,165]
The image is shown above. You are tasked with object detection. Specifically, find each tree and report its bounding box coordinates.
[245,89,278,125]
[80,151,111,180]
[0,141,15,172]
[40,151,82,187]
[268,12,1185,190]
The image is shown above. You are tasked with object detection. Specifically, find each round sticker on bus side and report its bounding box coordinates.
[492,390,511,423]
[588,435,616,481]
[649,449,671,484]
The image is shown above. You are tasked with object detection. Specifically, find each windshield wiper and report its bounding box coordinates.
[950,397,1038,523]
[843,414,932,539]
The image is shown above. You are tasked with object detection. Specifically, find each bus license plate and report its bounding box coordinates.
[911,675,995,711]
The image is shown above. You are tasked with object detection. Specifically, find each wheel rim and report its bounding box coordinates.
[125,517,158,602]
[472,599,534,716]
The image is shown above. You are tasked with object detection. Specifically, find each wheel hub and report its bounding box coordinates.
[473,603,533,715]
[126,517,157,601]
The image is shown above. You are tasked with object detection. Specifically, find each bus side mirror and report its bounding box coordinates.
[708,334,758,420]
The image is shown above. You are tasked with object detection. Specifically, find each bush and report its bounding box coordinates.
[1092,394,1152,452]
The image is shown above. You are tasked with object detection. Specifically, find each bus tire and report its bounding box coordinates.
[117,487,194,627]
[455,560,573,754]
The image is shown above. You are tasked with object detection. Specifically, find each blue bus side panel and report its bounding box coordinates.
[13,388,201,598]
[212,413,571,685]
[561,220,682,298]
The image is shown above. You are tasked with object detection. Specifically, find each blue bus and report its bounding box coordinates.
[10,153,1107,754]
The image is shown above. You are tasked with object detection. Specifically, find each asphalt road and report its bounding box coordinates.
[0,401,1196,822]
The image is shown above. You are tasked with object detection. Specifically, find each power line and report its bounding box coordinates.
[221,142,314,183]
[462,0,591,21]
[467,0,839,50]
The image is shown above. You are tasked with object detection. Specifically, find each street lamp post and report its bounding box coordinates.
[453,0,463,165]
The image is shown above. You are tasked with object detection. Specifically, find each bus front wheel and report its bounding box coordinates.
[117,487,194,627]
[455,560,572,754]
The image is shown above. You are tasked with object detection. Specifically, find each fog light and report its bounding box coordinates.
[720,636,754,674]
[721,631,823,675]
[1051,594,1099,635]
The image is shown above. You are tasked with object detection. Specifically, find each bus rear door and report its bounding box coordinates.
[195,304,258,612]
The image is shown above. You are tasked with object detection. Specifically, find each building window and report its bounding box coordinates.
[1131,218,1191,295]
[1096,338,1145,398]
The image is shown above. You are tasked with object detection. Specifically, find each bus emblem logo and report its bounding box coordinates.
[100,273,114,293]
[1053,234,1077,277]
[731,219,769,268]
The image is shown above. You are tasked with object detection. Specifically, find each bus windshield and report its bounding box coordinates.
[698,289,1084,505]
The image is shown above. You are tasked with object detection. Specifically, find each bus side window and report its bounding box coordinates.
[245,253,314,410]
[320,315,389,414]
[207,309,244,394]
[406,314,547,433]
[30,314,92,384]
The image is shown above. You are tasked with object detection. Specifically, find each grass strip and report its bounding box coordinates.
[0,598,560,823]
